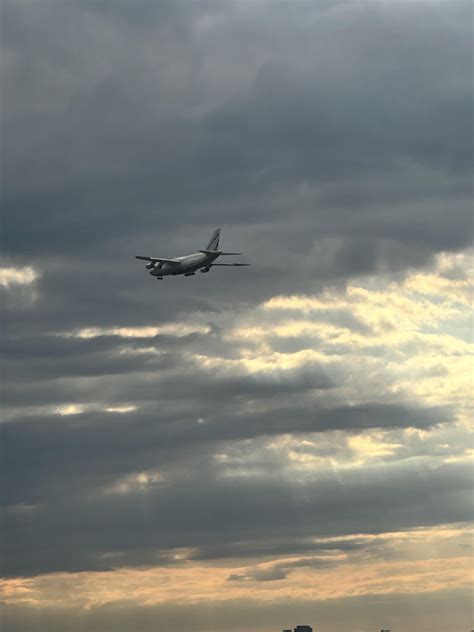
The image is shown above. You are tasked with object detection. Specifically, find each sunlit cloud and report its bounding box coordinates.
[103,470,165,495]
[58,323,210,339]
[54,404,138,416]
[104,405,137,414]
[347,433,403,461]
[1,524,471,610]
[209,256,473,418]
[0,266,38,288]
[55,404,85,416]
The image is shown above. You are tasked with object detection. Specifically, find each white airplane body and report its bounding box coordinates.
[136,228,249,280]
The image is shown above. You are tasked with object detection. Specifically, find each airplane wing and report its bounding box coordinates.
[210,263,250,267]
[135,256,181,266]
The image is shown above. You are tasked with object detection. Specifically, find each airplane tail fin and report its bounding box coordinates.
[206,228,220,252]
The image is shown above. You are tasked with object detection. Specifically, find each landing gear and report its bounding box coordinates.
[156,276,163,280]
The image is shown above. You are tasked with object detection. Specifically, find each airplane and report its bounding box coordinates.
[135,228,250,279]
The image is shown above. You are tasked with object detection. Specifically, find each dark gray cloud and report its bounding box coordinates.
[2,458,471,576]
[1,397,448,506]
[2,0,472,268]
[196,534,378,563]
[227,556,344,582]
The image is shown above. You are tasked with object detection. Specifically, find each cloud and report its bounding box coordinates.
[2,251,471,578]
[1,1,472,629]
[2,447,471,576]
[0,266,38,288]
[2,1,472,278]
[227,556,341,582]
[1,588,472,632]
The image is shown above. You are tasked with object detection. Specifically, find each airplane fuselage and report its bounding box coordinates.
[136,228,248,279]
[149,251,220,277]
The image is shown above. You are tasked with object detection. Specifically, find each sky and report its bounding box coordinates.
[0,1,473,631]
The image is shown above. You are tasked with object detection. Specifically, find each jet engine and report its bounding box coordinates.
[145,262,154,270]
[201,267,210,273]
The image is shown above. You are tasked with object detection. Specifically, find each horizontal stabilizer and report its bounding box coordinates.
[199,250,242,255]
[210,263,250,267]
